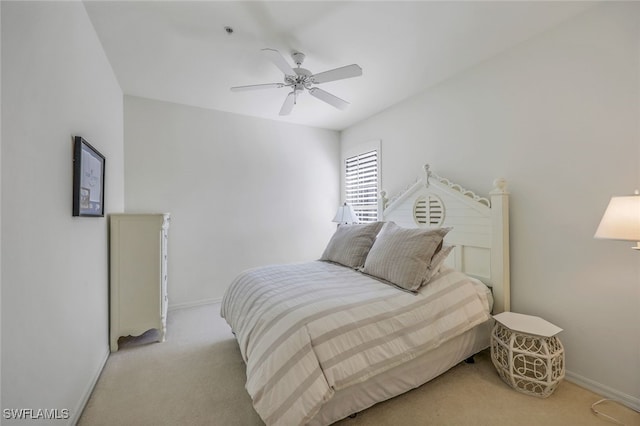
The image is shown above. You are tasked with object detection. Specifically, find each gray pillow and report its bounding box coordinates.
[423,245,455,284]
[362,222,451,291]
[320,222,384,269]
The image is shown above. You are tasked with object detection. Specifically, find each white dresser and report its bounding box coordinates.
[109,213,170,352]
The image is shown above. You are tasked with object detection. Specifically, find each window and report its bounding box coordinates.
[345,149,379,223]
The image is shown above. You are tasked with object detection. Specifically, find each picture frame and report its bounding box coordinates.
[73,136,105,217]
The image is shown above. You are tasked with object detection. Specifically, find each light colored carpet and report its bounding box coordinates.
[79,304,639,426]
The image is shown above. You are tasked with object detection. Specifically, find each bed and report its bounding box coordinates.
[221,164,510,426]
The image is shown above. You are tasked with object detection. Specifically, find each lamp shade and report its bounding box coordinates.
[594,191,640,249]
[332,203,358,224]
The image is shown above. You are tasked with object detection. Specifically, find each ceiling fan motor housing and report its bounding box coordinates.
[285,68,312,91]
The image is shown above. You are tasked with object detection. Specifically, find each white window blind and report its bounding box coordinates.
[345,150,379,223]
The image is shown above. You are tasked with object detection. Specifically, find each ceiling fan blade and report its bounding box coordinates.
[279,92,295,116]
[311,64,362,84]
[309,88,349,110]
[230,83,284,92]
[262,48,296,76]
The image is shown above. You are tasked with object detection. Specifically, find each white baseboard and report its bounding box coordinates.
[70,346,110,425]
[565,370,640,412]
[168,298,221,311]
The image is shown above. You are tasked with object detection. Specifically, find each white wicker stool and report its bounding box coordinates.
[491,312,565,398]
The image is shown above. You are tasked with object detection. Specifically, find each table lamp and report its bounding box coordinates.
[332,202,358,225]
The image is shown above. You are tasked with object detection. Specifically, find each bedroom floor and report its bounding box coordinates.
[79,304,639,426]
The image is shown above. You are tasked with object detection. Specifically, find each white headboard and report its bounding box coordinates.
[380,165,510,314]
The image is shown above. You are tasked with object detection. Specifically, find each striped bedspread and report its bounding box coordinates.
[220,261,492,426]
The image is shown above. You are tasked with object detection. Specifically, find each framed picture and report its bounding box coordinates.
[73,136,105,217]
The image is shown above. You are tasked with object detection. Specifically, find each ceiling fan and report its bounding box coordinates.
[231,48,363,116]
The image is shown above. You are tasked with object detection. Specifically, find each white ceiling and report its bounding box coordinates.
[84,1,596,131]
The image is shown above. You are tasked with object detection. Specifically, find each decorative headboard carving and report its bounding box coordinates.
[380,164,510,314]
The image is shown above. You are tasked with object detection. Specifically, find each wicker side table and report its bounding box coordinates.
[491,312,565,398]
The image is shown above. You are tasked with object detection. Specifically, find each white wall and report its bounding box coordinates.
[1,2,124,424]
[342,2,640,409]
[124,96,340,307]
